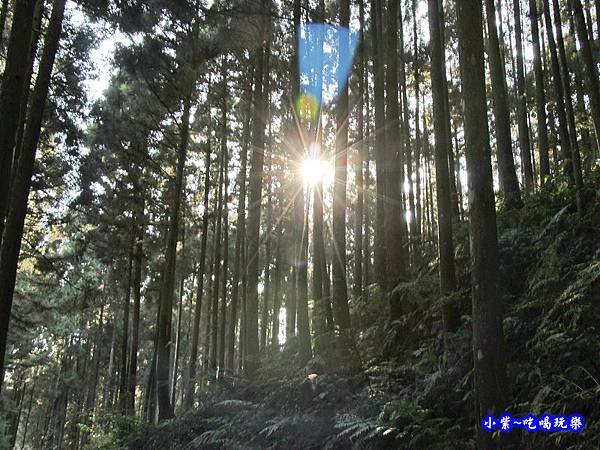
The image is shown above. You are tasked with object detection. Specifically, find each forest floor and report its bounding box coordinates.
[123,173,600,450]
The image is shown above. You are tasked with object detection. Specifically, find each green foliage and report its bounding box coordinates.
[84,412,144,450]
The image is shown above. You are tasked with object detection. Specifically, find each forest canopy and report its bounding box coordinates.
[0,0,599,448]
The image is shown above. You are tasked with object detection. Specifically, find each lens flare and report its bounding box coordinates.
[295,93,319,121]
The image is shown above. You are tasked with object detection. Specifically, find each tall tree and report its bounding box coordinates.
[0,0,67,393]
[332,0,351,331]
[513,0,535,189]
[484,0,522,208]
[371,0,387,286]
[184,145,211,409]
[456,0,509,447]
[530,0,551,185]
[0,0,37,239]
[245,41,268,375]
[542,0,573,182]
[385,0,408,297]
[428,0,460,334]
[552,0,585,212]
[569,0,600,154]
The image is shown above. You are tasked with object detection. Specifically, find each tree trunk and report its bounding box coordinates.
[485,0,523,209]
[127,191,145,413]
[184,146,211,409]
[543,0,574,182]
[332,0,351,331]
[530,0,551,185]
[569,0,600,154]
[456,1,509,446]
[118,239,134,411]
[399,5,417,262]
[0,0,66,394]
[156,90,192,421]
[245,42,268,376]
[371,0,387,286]
[513,0,535,189]
[0,0,37,240]
[353,0,365,300]
[226,67,253,374]
[386,0,408,314]
[552,0,585,212]
[429,0,461,334]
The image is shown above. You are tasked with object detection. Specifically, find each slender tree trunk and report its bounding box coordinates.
[171,270,185,405]
[332,0,351,331]
[260,162,273,352]
[384,0,406,292]
[353,0,365,300]
[569,0,600,153]
[118,240,134,411]
[0,0,37,240]
[0,0,10,51]
[210,132,225,373]
[271,232,283,346]
[184,146,211,409]
[156,89,192,421]
[456,1,509,447]
[429,0,461,334]
[371,0,387,286]
[399,5,417,262]
[0,0,66,394]
[514,0,535,189]
[485,0,523,208]
[552,0,585,212]
[296,192,311,362]
[543,0,574,182]
[218,121,230,375]
[413,0,422,241]
[530,0,551,185]
[127,191,145,413]
[245,42,268,376]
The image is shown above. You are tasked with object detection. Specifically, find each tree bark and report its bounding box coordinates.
[156,91,192,421]
[184,146,211,409]
[569,0,600,154]
[543,0,574,182]
[0,0,66,394]
[245,42,268,376]
[513,0,535,189]
[530,0,551,185]
[371,0,387,286]
[226,64,253,372]
[429,0,461,334]
[552,0,585,212]
[485,0,523,209]
[0,0,37,239]
[332,0,351,331]
[456,1,509,446]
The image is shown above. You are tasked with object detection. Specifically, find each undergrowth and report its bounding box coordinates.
[111,173,600,449]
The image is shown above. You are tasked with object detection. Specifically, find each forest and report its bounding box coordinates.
[0,0,599,448]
